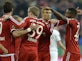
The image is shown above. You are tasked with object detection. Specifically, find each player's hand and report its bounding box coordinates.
[3,15,10,20]
[76,7,82,15]
[30,23,37,30]
[50,19,57,24]
[0,44,8,54]
[2,47,8,54]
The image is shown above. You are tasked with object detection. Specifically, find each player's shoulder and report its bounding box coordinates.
[0,16,4,21]
[52,29,60,35]
[23,17,35,22]
[0,17,3,21]
[37,18,43,22]
[0,17,10,22]
[67,18,79,24]
[23,17,30,21]
[72,19,79,25]
[37,19,45,26]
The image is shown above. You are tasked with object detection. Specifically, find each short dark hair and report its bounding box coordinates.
[41,6,51,13]
[67,8,77,17]
[3,2,13,13]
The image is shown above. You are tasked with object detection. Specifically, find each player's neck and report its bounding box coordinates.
[67,17,76,20]
[28,15,37,19]
[43,19,49,23]
[54,27,59,30]
[4,12,12,16]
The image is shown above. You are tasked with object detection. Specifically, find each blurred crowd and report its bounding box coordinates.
[0,0,82,56]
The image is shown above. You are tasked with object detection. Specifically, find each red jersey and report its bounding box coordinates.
[21,17,46,46]
[38,19,52,52]
[58,18,80,54]
[0,16,19,54]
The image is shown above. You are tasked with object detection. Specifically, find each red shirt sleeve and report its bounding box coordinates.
[57,20,66,26]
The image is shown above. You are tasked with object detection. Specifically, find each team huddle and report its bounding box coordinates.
[0,2,81,61]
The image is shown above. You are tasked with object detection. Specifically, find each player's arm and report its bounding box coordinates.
[12,23,37,38]
[51,8,67,23]
[57,41,66,50]
[0,44,8,54]
[9,16,27,28]
[3,16,27,28]
[12,28,31,38]
[50,19,66,26]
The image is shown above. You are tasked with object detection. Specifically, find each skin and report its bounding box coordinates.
[42,9,52,21]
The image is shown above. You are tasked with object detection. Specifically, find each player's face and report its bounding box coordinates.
[65,9,72,18]
[42,10,52,21]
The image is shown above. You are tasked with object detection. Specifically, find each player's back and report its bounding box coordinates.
[21,17,45,47]
[0,17,15,53]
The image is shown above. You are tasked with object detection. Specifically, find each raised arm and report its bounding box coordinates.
[51,8,67,22]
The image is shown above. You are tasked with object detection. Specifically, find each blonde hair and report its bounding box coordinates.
[28,6,40,17]
[13,15,23,22]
